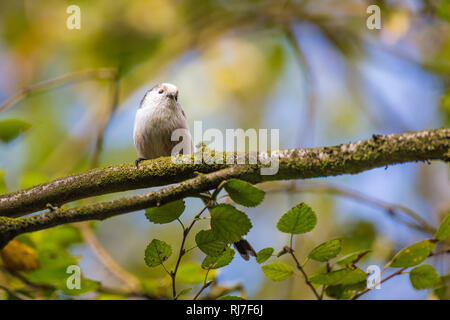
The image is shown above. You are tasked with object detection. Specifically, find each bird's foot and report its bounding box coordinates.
[135,157,147,167]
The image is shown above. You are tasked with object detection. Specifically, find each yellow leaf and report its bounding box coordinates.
[0,240,40,271]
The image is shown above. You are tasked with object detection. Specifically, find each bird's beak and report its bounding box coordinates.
[167,92,178,101]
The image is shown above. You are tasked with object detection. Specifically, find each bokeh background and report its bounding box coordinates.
[0,0,449,299]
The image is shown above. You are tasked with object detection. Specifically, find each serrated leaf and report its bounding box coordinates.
[256,247,274,264]
[145,200,185,224]
[177,262,215,284]
[0,119,31,143]
[308,239,341,262]
[195,230,227,256]
[144,239,172,267]
[309,268,367,286]
[202,247,235,269]
[336,250,371,268]
[210,204,252,243]
[276,203,317,234]
[261,262,293,281]
[224,179,265,207]
[217,295,246,300]
[435,213,450,241]
[409,264,440,290]
[389,240,436,268]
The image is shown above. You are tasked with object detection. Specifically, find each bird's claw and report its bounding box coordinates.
[135,157,146,167]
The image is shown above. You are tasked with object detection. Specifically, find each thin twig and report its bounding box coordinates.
[351,246,450,300]
[193,269,213,300]
[90,75,120,168]
[0,69,117,113]
[0,285,32,300]
[284,246,321,300]
[285,25,316,147]
[261,182,436,234]
[171,204,209,299]
[76,223,141,294]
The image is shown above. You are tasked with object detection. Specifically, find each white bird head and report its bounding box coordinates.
[139,83,179,110]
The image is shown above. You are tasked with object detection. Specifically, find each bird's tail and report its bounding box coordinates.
[232,238,257,261]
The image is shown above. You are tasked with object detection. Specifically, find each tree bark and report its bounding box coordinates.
[0,128,448,249]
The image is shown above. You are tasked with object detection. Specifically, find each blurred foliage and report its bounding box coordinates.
[0,119,31,143]
[0,0,449,300]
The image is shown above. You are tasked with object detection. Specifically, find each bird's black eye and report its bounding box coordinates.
[158,89,164,94]
[174,93,178,101]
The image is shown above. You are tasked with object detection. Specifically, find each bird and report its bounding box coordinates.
[133,83,256,260]
[134,83,192,164]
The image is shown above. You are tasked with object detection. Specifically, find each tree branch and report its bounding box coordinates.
[1,128,448,218]
[0,166,258,249]
[259,182,436,234]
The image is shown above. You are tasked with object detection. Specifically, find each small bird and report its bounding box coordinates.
[134,83,192,165]
[133,83,256,260]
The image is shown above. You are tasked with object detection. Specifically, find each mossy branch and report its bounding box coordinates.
[0,128,449,220]
[0,128,449,248]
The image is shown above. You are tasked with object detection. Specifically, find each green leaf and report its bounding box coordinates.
[0,119,31,143]
[336,250,371,268]
[202,247,235,269]
[177,262,215,284]
[61,278,100,296]
[224,179,265,207]
[28,248,78,286]
[30,225,83,250]
[217,295,246,300]
[210,204,252,243]
[309,268,367,286]
[325,281,366,300]
[195,230,227,256]
[144,239,172,267]
[409,264,440,290]
[256,247,274,264]
[308,239,341,262]
[261,262,293,282]
[276,203,317,234]
[435,213,450,241]
[434,275,450,300]
[389,240,436,268]
[145,200,185,224]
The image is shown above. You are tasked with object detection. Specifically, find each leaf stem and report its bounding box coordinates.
[285,246,321,300]
[171,205,209,299]
[193,269,213,300]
